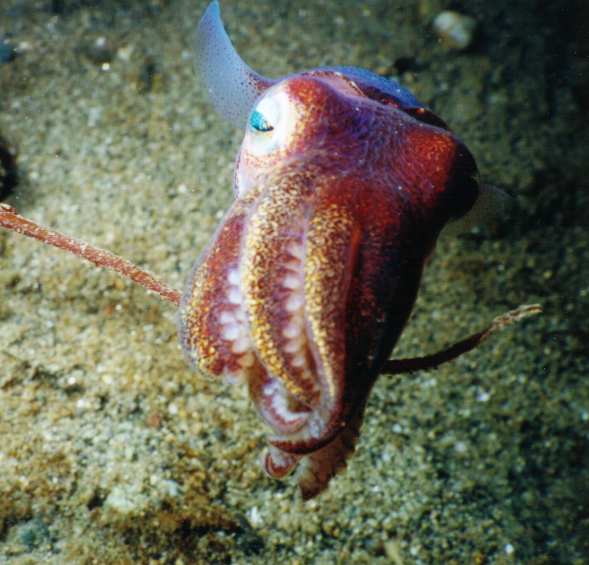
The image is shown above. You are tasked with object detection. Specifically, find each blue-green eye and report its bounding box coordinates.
[249,109,274,132]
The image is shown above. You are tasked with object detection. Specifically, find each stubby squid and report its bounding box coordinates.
[0,1,540,500]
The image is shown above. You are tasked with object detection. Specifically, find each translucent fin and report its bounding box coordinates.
[195,1,274,128]
[441,184,512,237]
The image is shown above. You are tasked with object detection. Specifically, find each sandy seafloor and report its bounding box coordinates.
[0,0,588,563]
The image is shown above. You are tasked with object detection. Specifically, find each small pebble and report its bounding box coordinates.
[81,36,116,65]
[433,11,477,50]
[0,38,16,63]
[17,519,50,550]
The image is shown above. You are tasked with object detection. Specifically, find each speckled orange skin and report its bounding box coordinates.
[179,71,478,499]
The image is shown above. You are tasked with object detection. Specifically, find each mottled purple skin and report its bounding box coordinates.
[181,2,479,499]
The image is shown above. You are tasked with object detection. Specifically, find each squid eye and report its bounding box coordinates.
[245,92,293,157]
[249,95,280,133]
[249,109,274,132]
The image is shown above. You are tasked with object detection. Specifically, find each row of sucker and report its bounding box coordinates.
[281,240,317,400]
[217,267,254,381]
[255,375,310,433]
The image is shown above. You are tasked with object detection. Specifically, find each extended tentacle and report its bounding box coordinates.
[382,304,542,375]
[0,203,181,305]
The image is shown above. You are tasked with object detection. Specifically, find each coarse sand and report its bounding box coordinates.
[1,1,588,563]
